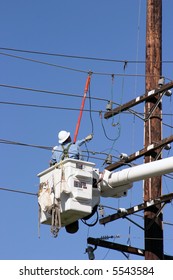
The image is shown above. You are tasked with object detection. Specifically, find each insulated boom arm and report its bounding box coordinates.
[99,156,173,197]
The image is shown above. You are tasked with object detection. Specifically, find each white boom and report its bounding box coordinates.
[100,156,173,197]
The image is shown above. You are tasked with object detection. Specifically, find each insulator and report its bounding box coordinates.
[85,246,95,260]
[105,154,112,164]
[98,205,105,217]
[165,89,172,97]
[158,77,165,87]
[119,153,129,161]
[100,235,111,240]
[100,235,117,240]
[117,208,128,214]
[106,100,113,111]
[164,144,171,150]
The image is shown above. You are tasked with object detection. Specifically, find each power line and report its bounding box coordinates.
[1,51,171,80]
[1,46,173,64]
[0,51,88,74]
[1,99,173,128]
[0,138,118,163]
[1,82,172,119]
[0,47,128,64]
[0,83,150,119]
[0,187,37,196]
[163,122,173,129]
[1,93,173,130]
[0,83,109,102]
[0,138,52,150]
[5,99,173,133]
[0,100,102,113]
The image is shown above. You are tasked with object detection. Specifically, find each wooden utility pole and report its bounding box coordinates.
[144,0,163,259]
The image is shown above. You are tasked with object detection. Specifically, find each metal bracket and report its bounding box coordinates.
[105,135,173,171]
[144,91,165,121]
[99,193,173,225]
[145,202,168,230]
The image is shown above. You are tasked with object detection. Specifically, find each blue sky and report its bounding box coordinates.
[0,0,173,260]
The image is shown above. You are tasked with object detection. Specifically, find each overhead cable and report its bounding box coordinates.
[0,138,52,150]
[1,46,173,64]
[0,100,101,113]
[0,83,109,102]
[1,51,171,79]
[1,100,172,128]
[0,83,150,119]
[0,187,37,196]
[0,51,88,74]
[0,138,118,162]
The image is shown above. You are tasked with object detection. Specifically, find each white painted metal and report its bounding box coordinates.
[99,156,173,197]
[108,156,173,187]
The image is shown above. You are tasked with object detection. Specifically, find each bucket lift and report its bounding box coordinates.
[37,156,173,237]
[37,159,100,236]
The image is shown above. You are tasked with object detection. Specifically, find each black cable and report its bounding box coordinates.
[99,111,121,142]
[0,51,88,74]
[164,174,173,180]
[0,138,114,163]
[3,83,172,120]
[1,46,173,64]
[0,100,102,113]
[0,83,110,102]
[0,47,127,63]
[81,207,99,227]
[1,51,171,80]
[0,187,37,196]
[1,98,173,121]
[0,138,52,150]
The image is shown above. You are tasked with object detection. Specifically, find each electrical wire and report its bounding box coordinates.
[0,187,37,196]
[126,0,142,255]
[0,83,110,102]
[0,82,147,119]
[1,46,173,64]
[1,98,173,125]
[101,63,128,151]
[130,0,142,161]
[110,74,116,126]
[134,0,142,98]
[0,138,118,164]
[99,111,120,142]
[1,50,172,80]
[0,51,88,74]
[1,99,173,120]
[0,100,102,113]
[0,47,131,63]
[163,122,173,129]
[164,174,173,180]
[1,83,173,122]
[2,99,173,128]
[0,138,52,150]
